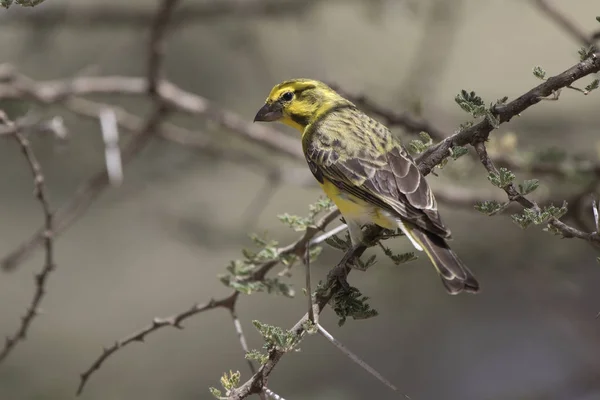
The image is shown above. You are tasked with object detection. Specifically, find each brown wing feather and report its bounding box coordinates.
[304,109,450,238]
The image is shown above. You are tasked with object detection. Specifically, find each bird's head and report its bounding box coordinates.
[253,79,348,132]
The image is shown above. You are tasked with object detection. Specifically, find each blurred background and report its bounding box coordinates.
[1,0,600,399]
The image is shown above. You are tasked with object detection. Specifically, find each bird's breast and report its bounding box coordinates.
[319,178,397,229]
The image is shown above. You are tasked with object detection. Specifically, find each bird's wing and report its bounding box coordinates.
[304,114,450,238]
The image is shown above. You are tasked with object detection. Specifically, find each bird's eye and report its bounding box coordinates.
[281,92,294,102]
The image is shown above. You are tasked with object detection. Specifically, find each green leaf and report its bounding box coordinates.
[355,254,377,271]
[518,179,540,195]
[0,0,13,8]
[596,257,600,264]
[328,286,378,326]
[209,387,223,399]
[585,79,599,94]
[252,320,300,352]
[485,110,500,129]
[245,349,269,365]
[277,213,310,231]
[596,16,600,22]
[532,66,547,80]
[324,231,352,251]
[474,200,505,216]
[578,45,597,61]
[408,132,433,155]
[487,167,516,188]
[455,90,486,117]
[378,242,417,265]
[495,96,509,105]
[511,202,568,229]
[450,146,469,160]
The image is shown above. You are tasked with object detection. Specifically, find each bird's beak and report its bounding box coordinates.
[253,102,282,122]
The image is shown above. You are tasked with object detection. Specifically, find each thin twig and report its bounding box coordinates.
[0,112,54,363]
[416,51,600,177]
[532,0,596,46]
[317,324,408,398]
[76,294,239,395]
[474,142,600,243]
[76,209,341,395]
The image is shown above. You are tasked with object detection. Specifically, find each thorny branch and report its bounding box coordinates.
[78,50,600,397]
[0,112,54,362]
[76,208,341,396]
[2,1,600,399]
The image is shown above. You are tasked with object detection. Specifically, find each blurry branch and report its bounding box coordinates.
[1,0,323,27]
[532,0,598,46]
[77,209,342,396]
[0,70,304,160]
[0,111,54,363]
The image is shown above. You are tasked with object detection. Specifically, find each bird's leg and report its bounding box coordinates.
[346,220,364,248]
[341,220,368,271]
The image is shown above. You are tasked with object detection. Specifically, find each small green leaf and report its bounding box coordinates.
[328,286,378,326]
[379,243,417,265]
[596,257,600,264]
[408,132,433,155]
[485,110,500,129]
[487,167,515,188]
[325,234,351,251]
[518,179,540,195]
[220,370,240,390]
[245,349,269,365]
[495,96,509,105]
[209,387,223,399]
[578,45,597,61]
[455,90,486,117]
[277,213,310,231]
[355,254,377,271]
[451,146,469,160]
[474,200,505,216]
[252,320,300,352]
[585,79,599,94]
[532,66,547,80]
[596,16,600,23]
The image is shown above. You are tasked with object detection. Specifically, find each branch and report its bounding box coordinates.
[0,111,54,363]
[0,70,304,160]
[1,0,322,27]
[416,52,600,176]
[532,0,597,46]
[77,293,238,395]
[474,142,599,243]
[76,209,342,395]
[227,226,381,399]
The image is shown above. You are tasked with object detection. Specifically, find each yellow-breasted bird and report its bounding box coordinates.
[253,79,479,294]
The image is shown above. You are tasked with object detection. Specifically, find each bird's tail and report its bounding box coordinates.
[406,228,480,295]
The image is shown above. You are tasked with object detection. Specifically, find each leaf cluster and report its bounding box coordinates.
[210,370,241,399]
[511,203,568,229]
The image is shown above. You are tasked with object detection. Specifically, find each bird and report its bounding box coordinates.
[253,79,479,295]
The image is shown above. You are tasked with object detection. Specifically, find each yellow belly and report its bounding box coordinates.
[319,178,396,230]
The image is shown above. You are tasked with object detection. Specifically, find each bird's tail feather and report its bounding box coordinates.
[405,228,480,295]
